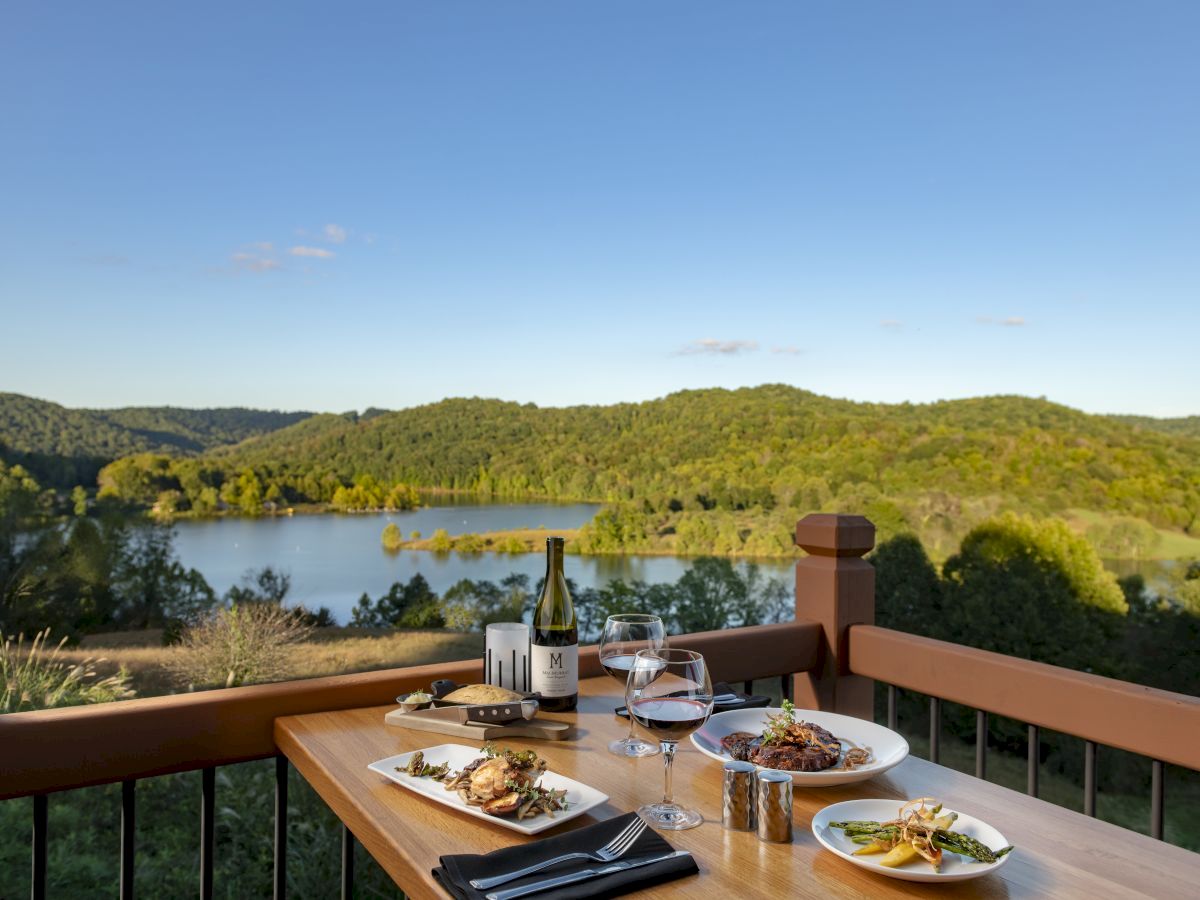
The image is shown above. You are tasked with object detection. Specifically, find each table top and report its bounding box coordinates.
[274,677,1200,900]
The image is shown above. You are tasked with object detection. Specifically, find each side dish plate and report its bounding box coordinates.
[368,743,608,834]
[812,799,1012,883]
[689,707,908,786]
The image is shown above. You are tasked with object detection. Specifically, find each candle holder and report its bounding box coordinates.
[485,622,530,693]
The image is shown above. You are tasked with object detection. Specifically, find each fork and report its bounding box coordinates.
[469,816,649,890]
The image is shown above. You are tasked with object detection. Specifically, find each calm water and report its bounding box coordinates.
[172,504,797,623]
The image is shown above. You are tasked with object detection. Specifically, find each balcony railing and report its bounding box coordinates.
[2,513,1198,898]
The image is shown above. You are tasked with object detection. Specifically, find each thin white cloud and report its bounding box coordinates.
[323,223,347,244]
[880,319,903,330]
[770,345,802,355]
[289,246,336,259]
[231,251,281,272]
[977,315,1027,327]
[678,338,759,356]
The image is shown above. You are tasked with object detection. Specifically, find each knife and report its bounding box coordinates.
[484,850,692,900]
[399,700,539,725]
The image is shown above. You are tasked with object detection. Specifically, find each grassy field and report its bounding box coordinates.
[71,627,486,697]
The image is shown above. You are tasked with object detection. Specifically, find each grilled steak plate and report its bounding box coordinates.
[692,708,910,786]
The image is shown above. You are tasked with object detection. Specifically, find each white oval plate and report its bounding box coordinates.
[368,744,608,834]
[689,707,908,786]
[812,798,1013,883]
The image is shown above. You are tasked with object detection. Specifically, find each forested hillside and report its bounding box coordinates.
[0,393,312,487]
[93,386,1200,556]
[1110,414,1200,439]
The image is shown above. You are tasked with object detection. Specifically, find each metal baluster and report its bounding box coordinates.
[1027,725,1039,797]
[975,711,988,780]
[201,767,215,900]
[886,684,897,732]
[32,794,48,900]
[341,825,355,899]
[1151,760,1164,840]
[1084,741,1097,817]
[929,697,941,764]
[275,755,288,899]
[121,780,135,900]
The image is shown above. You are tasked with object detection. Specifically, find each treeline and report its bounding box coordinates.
[97,455,421,516]
[0,460,332,638]
[349,557,792,643]
[0,392,311,487]
[87,388,1200,553]
[872,514,1200,791]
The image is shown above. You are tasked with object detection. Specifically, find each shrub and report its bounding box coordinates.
[381,522,404,551]
[169,603,313,689]
[1,629,134,713]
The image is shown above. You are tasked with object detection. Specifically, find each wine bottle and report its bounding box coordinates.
[530,536,578,711]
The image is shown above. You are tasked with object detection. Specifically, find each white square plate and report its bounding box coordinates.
[368,743,609,835]
[812,799,1013,883]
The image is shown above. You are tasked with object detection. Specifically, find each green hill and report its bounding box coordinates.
[0,393,313,487]
[93,386,1200,555]
[1109,414,1200,439]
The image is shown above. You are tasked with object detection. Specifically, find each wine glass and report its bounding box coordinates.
[626,648,713,830]
[599,614,667,757]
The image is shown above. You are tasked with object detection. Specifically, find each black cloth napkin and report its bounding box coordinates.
[433,812,698,900]
[614,681,771,718]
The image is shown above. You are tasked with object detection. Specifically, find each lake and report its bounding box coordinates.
[172,503,797,623]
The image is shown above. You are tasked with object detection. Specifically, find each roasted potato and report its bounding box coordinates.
[481,791,522,816]
[880,842,920,868]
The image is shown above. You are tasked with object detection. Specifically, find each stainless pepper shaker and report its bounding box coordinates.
[755,769,793,842]
[722,760,756,830]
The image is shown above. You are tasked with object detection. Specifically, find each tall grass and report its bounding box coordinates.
[1,629,134,713]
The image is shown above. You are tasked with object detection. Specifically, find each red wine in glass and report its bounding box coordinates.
[629,697,710,738]
[625,648,713,830]
[599,614,666,758]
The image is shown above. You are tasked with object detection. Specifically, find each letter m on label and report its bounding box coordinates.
[550,653,563,669]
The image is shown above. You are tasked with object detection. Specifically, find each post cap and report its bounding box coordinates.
[794,513,875,557]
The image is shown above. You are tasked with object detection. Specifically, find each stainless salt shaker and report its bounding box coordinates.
[722,760,756,830]
[755,769,793,842]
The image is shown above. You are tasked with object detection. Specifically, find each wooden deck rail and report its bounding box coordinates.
[847,624,1200,772]
[0,620,819,801]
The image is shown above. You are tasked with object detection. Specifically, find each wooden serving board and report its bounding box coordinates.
[383,709,573,741]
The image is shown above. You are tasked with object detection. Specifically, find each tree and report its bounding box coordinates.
[940,515,1127,675]
[70,486,88,517]
[381,523,404,552]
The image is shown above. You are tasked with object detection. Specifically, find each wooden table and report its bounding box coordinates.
[275,677,1200,899]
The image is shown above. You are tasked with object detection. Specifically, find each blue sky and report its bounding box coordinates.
[2,2,1197,416]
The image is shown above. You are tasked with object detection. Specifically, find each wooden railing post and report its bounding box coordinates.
[793,513,875,719]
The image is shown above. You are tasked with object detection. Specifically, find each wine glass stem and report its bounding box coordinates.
[627,711,638,742]
[660,741,676,805]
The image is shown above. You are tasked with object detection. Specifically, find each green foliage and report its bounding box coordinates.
[428,528,453,552]
[381,522,404,551]
[1087,517,1162,559]
[2,629,134,712]
[0,392,312,487]
[81,389,1200,554]
[349,574,445,628]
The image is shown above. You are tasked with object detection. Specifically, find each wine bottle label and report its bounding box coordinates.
[530,643,578,698]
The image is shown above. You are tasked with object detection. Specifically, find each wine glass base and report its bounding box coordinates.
[637,802,703,830]
[607,737,661,757]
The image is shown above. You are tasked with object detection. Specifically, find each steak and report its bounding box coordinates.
[720,724,842,772]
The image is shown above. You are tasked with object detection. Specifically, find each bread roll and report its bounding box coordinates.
[443,683,524,704]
